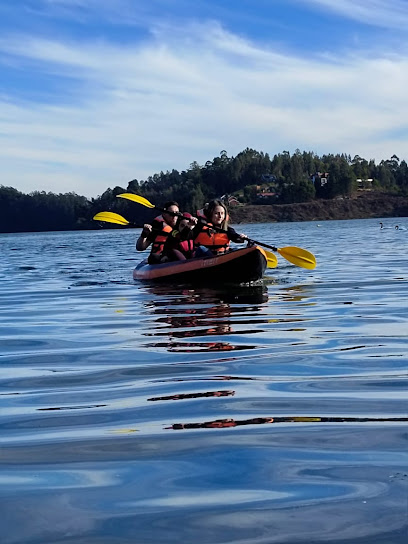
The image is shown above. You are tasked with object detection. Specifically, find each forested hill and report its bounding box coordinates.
[231,192,408,224]
[1,148,408,233]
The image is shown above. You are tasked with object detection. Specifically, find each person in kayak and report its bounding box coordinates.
[192,199,248,255]
[136,201,180,264]
[161,213,198,261]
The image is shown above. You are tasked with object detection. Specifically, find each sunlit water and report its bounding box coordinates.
[1,218,407,544]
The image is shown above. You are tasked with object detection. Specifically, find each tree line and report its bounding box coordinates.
[1,149,408,233]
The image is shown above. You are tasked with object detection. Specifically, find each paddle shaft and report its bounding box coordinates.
[245,238,278,252]
[95,220,145,229]
[189,221,315,268]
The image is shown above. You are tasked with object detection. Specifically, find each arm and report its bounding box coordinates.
[178,216,198,240]
[227,227,248,243]
[136,224,153,251]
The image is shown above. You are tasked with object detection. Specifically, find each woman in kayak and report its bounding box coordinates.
[136,201,180,264]
[193,199,248,255]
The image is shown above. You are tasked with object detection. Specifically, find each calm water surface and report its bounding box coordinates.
[1,218,407,544]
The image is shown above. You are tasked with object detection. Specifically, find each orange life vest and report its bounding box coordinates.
[150,215,173,255]
[194,223,230,254]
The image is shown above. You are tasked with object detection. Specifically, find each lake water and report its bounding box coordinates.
[1,218,407,544]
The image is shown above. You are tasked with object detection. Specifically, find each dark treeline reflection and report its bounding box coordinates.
[2,148,408,232]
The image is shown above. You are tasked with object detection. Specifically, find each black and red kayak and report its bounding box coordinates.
[133,246,268,283]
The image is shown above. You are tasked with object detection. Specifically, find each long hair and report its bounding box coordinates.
[204,200,229,229]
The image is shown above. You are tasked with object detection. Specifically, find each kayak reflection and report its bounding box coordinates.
[142,283,269,305]
[141,284,268,352]
[148,390,235,401]
[167,415,408,430]
[148,341,255,352]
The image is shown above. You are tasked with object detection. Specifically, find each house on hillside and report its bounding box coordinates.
[256,191,278,203]
[257,192,277,199]
[220,194,240,206]
[356,178,373,190]
[261,174,277,183]
[227,195,240,206]
[311,172,329,186]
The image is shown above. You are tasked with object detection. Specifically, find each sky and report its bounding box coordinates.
[1,0,408,197]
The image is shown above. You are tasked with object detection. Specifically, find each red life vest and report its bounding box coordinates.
[194,223,230,254]
[178,238,195,258]
[150,215,173,256]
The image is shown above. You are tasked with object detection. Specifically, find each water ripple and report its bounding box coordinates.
[1,222,408,544]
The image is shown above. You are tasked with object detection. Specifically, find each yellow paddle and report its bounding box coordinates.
[116,193,316,269]
[117,193,182,215]
[249,241,316,270]
[93,211,134,226]
[93,212,160,232]
[117,193,156,209]
[264,251,278,268]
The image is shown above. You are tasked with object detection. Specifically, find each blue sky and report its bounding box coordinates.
[2,0,408,197]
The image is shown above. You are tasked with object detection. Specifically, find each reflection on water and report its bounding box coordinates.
[143,284,268,352]
[144,283,270,303]
[148,390,235,401]
[1,221,408,544]
[167,415,408,430]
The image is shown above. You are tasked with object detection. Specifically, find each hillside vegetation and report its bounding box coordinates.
[1,149,408,232]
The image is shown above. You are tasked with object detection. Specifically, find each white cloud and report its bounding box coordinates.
[1,21,408,196]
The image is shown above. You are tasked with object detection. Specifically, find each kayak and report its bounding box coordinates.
[133,246,268,283]
[134,246,267,283]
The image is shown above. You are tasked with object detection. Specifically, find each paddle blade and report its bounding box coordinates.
[117,193,155,208]
[264,249,278,268]
[278,246,316,269]
[93,211,130,226]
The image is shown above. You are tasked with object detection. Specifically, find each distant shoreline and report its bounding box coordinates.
[1,191,407,234]
[231,192,408,224]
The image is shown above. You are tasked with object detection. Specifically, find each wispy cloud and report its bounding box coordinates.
[41,0,408,33]
[1,16,408,196]
[300,0,408,30]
